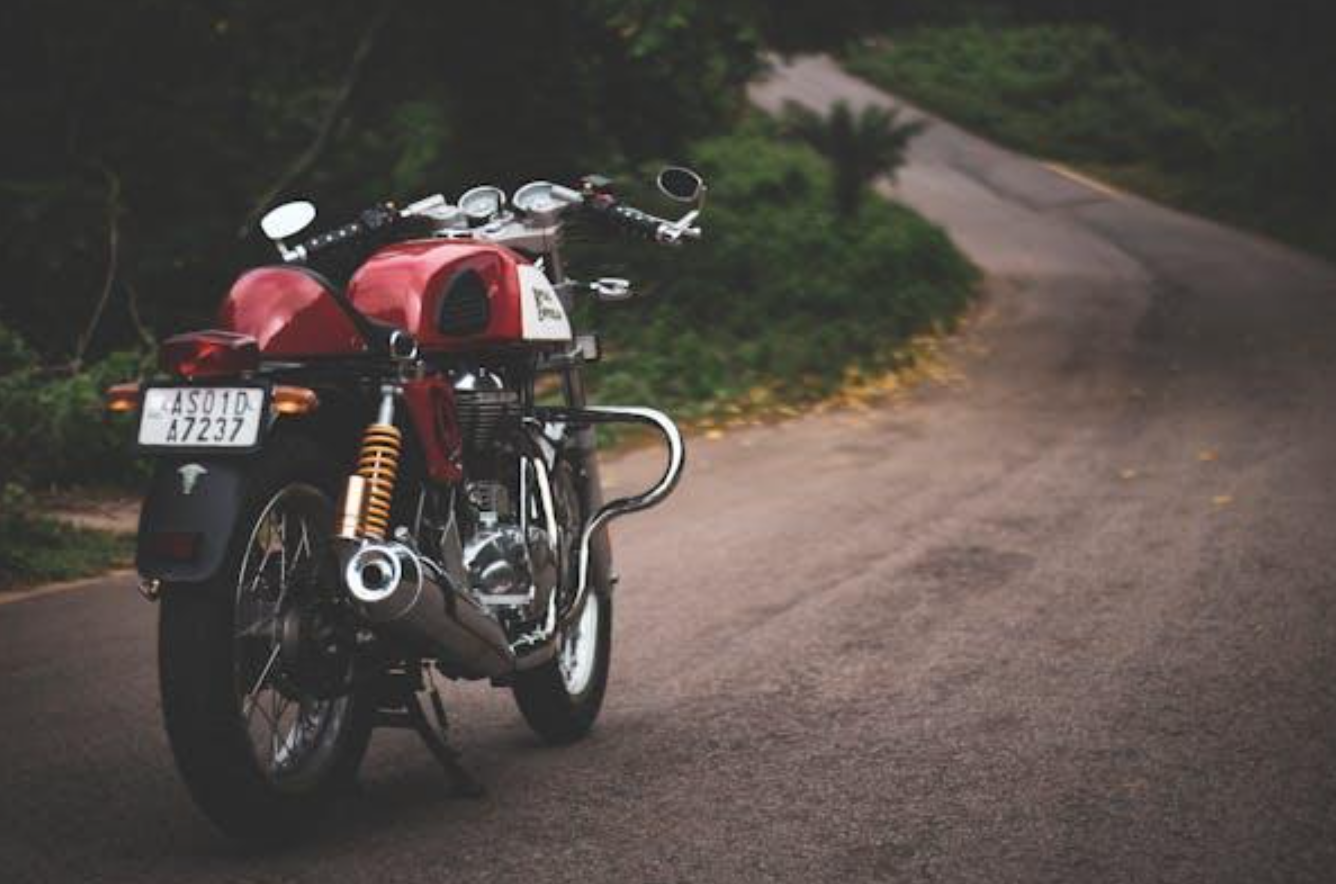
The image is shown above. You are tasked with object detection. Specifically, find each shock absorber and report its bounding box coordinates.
[338,387,403,541]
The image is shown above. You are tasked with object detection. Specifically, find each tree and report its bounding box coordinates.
[782,100,926,215]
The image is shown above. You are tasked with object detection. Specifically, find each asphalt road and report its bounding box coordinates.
[4,56,1336,883]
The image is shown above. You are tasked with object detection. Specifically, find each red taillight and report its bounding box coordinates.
[159,331,259,379]
[142,531,201,562]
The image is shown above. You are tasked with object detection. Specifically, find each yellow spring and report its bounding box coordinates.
[355,423,402,539]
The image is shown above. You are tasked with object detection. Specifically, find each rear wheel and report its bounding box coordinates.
[159,441,371,842]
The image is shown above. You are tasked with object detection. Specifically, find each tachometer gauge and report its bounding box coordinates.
[513,180,582,224]
[458,185,506,222]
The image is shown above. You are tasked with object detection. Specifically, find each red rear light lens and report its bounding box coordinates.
[159,331,259,379]
[143,531,201,562]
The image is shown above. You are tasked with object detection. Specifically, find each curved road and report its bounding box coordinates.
[4,56,1335,883]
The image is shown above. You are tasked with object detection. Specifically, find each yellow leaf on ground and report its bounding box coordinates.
[705,429,725,441]
[1198,449,1219,462]
[1212,495,1234,507]
[1120,468,1139,480]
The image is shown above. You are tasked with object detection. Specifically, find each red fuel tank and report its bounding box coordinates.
[219,240,571,358]
[349,240,571,352]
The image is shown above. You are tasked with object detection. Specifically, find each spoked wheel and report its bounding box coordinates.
[232,485,355,791]
[513,460,613,744]
[159,442,370,843]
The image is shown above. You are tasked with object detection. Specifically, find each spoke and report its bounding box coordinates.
[245,687,278,732]
[243,526,279,600]
[244,644,282,702]
[234,610,278,640]
[277,512,289,595]
[288,519,312,581]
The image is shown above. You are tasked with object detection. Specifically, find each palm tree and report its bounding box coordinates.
[783,100,926,216]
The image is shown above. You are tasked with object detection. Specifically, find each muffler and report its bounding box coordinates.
[343,540,515,678]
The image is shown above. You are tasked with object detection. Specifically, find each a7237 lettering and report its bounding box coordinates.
[138,387,265,449]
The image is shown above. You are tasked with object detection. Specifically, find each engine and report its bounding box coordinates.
[452,368,564,623]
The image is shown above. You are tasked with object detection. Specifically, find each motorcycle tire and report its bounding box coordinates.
[512,590,613,745]
[158,436,372,843]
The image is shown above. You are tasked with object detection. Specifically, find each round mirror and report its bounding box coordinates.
[657,166,705,203]
[259,201,317,241]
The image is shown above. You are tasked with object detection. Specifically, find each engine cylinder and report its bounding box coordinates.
[453,368,518,454]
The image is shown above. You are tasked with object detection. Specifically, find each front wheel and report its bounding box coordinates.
[512,590,613,744]
[158,441,371,842]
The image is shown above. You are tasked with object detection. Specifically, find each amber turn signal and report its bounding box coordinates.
[271,385,320,415]
[105,382,142,413]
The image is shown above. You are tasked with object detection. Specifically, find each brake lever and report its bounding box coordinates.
[590,278,634,301]
[656,209,702,245]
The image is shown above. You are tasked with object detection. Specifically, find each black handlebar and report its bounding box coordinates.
[301,220,364,254]
[585,196,670,241]
[295,203,400,258]
[290,188,691,263]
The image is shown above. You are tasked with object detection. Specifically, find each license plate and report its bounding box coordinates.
[138,387,266,448]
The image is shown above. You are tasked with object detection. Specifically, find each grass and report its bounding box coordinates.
[844,24,1336,262]
[0,506,132,592]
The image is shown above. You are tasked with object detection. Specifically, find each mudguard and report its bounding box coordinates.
[136,457,251,584]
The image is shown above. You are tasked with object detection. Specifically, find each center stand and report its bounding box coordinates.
[370,664,485,798]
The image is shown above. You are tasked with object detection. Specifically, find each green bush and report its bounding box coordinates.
[0,325,148,491]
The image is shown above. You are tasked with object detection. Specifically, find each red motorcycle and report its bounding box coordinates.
[108,168,704,841]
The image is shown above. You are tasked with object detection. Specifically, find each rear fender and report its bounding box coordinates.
[136,457,250,585]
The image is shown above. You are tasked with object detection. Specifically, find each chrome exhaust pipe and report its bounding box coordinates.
[344,540,514,678]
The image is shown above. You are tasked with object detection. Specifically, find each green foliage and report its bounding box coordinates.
[0,325,149,490]
[844,24,1336,259]
[578,120,977,417]
[3,0,762,361]
[0,484,132,591]
[782,101,926,215]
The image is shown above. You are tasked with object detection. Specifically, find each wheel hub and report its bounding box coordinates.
[278,602,356,700]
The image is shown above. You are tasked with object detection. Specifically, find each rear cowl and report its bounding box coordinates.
[219,267,366,357]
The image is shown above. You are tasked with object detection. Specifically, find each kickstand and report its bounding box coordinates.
[407,676,485,799]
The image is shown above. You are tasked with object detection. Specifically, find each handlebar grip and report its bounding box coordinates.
[294,203,399,259]
[588,198,665,240]
[301,220,364,255]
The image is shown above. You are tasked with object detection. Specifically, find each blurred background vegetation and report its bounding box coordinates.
[1,0,1328,586]
[844,0,1336,261]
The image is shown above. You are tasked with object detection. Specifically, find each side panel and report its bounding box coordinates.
[400,376,464,484]
[219,267,366,357]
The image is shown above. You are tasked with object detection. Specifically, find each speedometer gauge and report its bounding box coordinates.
[458,185,506,221]
[513,181,560,214]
